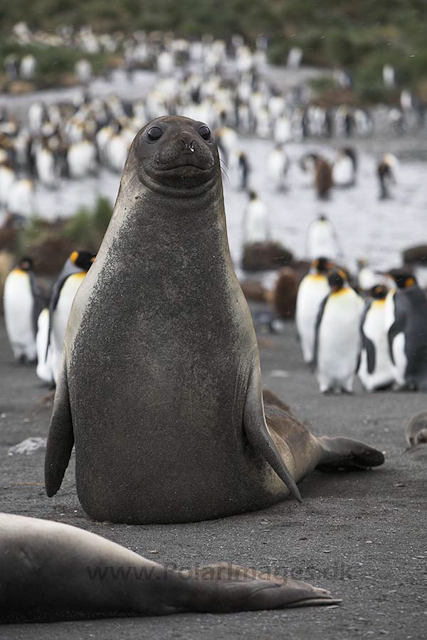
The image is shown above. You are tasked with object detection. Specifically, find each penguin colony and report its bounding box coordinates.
[0,29,413,223]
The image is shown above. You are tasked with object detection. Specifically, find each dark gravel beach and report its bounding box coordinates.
[0,317,426,640]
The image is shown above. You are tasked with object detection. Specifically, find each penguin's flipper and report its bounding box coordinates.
[313,294,329,370]
[29,272,49,339]
[45,360,74,497]
[387,295,405,365]
[360,301,375,373]
[243,362,302,503]
[364,336,375,374]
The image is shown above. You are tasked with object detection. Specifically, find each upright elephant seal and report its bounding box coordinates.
[0,513,339,622]
[45,116,384,524]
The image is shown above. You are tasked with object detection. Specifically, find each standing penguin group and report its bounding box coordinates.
[3,250,95,385]
[296,231,427,394]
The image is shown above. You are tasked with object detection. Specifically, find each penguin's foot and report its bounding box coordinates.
[320,387,348,395]
[341,388,353,395]
[39,390,56,406]
[320,386,333,394]
[393,382,417,392]
[316,436,385,472]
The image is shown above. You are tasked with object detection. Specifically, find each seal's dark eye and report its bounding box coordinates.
[199,125,211,140]
[147,126,162,141]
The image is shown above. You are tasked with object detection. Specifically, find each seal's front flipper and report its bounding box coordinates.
[243,364,302,503]
[316,436,385,472]
[45,360,74,497]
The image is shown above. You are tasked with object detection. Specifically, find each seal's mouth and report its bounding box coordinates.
[141,158,217,191]
[155,164,214,176]
[163,164,210,171]
[145,155,215,174]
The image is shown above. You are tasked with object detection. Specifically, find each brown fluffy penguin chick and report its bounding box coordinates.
[271,267,299,319]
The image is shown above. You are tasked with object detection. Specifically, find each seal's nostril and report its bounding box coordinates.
[181,137,196,153]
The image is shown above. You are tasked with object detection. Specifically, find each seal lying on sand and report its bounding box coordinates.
[0,513,339,622]
[45,116,384,524]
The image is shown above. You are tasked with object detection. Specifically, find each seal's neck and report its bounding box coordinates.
[97,175,233,278]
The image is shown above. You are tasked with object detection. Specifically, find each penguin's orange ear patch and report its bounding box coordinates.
[337,269,346,280]
[406,277,415,287]
[70,251,79,264]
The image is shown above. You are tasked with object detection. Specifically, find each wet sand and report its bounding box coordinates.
[0,316,426,639]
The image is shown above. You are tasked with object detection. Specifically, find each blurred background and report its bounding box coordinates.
[0,0,426,303]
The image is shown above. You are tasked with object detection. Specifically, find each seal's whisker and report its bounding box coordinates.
[221,167,230,184]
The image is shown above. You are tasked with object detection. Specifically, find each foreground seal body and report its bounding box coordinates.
[0,513,338,622]
[46,116,384,524]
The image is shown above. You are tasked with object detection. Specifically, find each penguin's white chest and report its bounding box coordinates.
[267,152,288,188]
[107,136,129,173]
[7,180,34,217]
[0,166,15,205]
[53,275,85,343]
[36,148,56,187]
[4,270,36,359]
[68,142,97,179]
[296,276,329,363]
[307,222,338,260]
[317,291,362,383]
[332,157,354,187]
[243,201,269,244]
[36,308,54,384]
[274,117,292,144]
[51,274,86,381]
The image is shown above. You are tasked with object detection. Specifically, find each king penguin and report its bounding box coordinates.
[4,257,46,363]
[48,251,96,383]
[295,257,332,364]
[358,285,394,391]
[314,270,363,393]
[306,215,341,261]
[385,271,427,390]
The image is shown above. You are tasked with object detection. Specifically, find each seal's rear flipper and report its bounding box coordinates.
[45,360,74,497]
[316,436,385,472]
[183,563,339,611]
[244,364,302,503]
